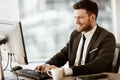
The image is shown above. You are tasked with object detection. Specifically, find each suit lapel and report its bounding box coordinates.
[70,26,102,66]
[71,32,82,66]
[86,26,102,56]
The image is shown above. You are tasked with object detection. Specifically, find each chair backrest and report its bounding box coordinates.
[111,43,120,73]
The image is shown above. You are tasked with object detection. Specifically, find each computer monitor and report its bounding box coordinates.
[0,20,28,65]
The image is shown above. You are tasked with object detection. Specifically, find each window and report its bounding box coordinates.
[19,0,113,62]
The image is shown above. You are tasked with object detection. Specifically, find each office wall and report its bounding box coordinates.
[116,0,120,43]
[0,0,119,41]
[0,0,20,21]
[112,0,120,43]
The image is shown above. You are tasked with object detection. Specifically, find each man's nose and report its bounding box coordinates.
[75,19,81,24]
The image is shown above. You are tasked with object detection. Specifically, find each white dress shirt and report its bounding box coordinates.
[81,25,97,65]
[74,34,85,66]
[64,25,97,75]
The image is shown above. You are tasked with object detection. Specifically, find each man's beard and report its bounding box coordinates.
[84,24,93,32]
[77,23,93,32]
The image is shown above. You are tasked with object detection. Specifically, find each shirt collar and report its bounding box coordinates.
[82,25,97,39]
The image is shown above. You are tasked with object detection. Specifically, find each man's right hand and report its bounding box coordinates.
[34,64,57,73]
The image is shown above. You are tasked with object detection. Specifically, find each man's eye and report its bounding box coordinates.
[79,16,84,18]
[75,16,84,19]
[74,16,77,18]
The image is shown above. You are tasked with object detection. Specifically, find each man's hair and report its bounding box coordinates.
[73,0,98,18]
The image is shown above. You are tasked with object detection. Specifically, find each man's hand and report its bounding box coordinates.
[35,64,57,73]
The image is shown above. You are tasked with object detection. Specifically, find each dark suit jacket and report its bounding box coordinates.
[46,25,116,76]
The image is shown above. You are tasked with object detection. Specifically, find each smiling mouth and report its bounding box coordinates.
[77,23,83,27]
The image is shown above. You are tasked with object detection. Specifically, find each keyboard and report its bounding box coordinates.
[16,69,51,80]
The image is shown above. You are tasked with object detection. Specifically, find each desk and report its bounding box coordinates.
[1,69,120,80]
[4,72,120,80]
[1,62,120,80]
[46,72,120,80]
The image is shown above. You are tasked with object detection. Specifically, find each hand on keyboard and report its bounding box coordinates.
[35,64,57,73]
[16,69,51,80]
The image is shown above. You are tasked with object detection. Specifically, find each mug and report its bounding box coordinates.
[47,68,64,80]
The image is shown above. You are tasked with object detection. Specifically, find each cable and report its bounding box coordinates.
[3,53,19,80]
[10,53,13,69]
[3,53,10,71]
[10,53,19,80]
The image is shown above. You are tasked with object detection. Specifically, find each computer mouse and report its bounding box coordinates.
[12,66,23,71]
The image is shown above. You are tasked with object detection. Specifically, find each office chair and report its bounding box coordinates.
[111,43,120,73]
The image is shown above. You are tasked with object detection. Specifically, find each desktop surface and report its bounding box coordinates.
[1,70,120,80]
[1,61,120,80]
[47,72,120,80]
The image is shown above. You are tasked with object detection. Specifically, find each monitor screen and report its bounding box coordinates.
[0,20,28,64]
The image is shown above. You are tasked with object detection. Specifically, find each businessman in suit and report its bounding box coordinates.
[35,0,116,76]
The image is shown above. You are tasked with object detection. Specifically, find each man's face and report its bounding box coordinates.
[74,9,93,32]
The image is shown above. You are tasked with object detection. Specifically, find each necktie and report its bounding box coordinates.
[78,34,86,65]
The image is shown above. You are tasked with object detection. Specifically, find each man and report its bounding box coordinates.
[35,0,116,76]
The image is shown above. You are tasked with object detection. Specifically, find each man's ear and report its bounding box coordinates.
[90,14,96,21]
